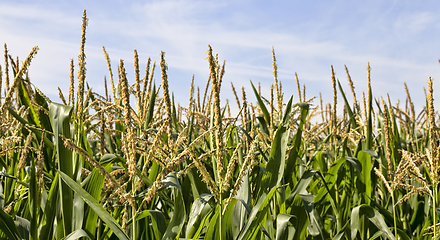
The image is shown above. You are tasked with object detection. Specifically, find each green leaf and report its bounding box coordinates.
[345,157,362,175]
[357,151,373,204]
[34,86,53,133]
[281,96,294,127]
[18,81,41,128]
[161,173,186,240]
[410,201,425,232]
[49,102,74,237]
[83,167,108,239]
[313,151,327,173]
[57,170,130,240]
[276,214,297,240]
[135,210,166,239]
[351,204,395,240]
[337,80,358,130]
[7,107,54,150]
[62,229,90,240]
[185,166,210,199]
[99,154,118,165]
[289,194,309,239]
[29,153,38,240]
[39,173,59,240]
[298,194,329,238]
[393,228,411,240]
[256,116,270,135]
[185,194,215,239]
[232,170,251,239]
[284,102,309,187]
[0,184,4,209]
[205,205,220,240]
[144,83,157,129]
[0,172,28,188]
[251,81,271,126]
[286,170,318,207]
[314,157,347,203]
[104,132,116,154]
[366,77,373,149]
[258,120,290,196]
[222,198,240,240]
[0,208,21,240]
[238,186,278,240]
[14,216,30,240]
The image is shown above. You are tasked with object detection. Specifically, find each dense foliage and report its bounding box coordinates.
[0,10,439,240]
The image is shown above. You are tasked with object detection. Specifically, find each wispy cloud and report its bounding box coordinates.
[394,11,436,34]
[1,0,440,112]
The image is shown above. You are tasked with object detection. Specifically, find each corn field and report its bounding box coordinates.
[1,10,440,240]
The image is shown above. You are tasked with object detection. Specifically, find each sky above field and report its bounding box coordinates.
[1,0,440,114]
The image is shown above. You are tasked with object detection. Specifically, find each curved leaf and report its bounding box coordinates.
[14,216,30,240]
[83,166,109,239]
[0,208,21,240]
[185,194,215,239]
[284,102,309,187]
[357,151,373,204]
[161,173,186,240]
[232,170,251,239]
[204,205,220,240]
[251,81,271,127]
[62,229,90,240]
[337,80,359,130]
[144,83,157,128]
[49,102,74,237]
[57,170,129,240]
[351,204,395,240]
[39,173,59,240]
[223,198,240,240]
[258,120,290,196]
[237,186,278,240]
[135,210,166,240]
[298,194,329,238]
[276,214,297,240]
[286,169,317,208]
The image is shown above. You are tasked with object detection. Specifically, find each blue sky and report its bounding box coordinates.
[1,0,440,114]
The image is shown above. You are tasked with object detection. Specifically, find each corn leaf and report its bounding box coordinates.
[63,229,90,240]
[258,101,291,197]
[49,102,74,237]
[284,102,309,187]
[276,214,297,240]
[298,194,329,238]
[237,186,278,240]
[57,170,130,240]
[357,150,373,204]
[134,210,166,239]
[351,204,395,240]
[39,173,59,239]
[251,81,271,127]
[185,194,215,239]
[0,208,21,240]
[161,173,186,240]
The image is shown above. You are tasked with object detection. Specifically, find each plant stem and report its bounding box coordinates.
[392,191,397,239]
[132,179,136,240]
[219,193,223,240]
[434,187,437,239]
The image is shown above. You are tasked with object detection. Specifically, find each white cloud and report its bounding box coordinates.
[1,0,440,115]
[394,11,436,34]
